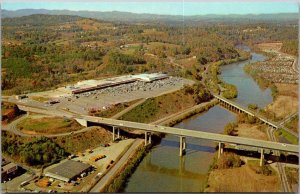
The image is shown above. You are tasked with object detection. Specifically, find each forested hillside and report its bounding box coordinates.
[1,14,298,95]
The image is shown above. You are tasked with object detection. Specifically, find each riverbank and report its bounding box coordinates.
[205,158,280,192]
[205,44,298,192]
[265,83,298,119]
[99,97,219,192]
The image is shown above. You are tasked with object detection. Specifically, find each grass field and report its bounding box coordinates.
[30,96,51,103]
[206,160,280,192]
[93,99,142,118]
[120,88,196,123]
[275,128,298,145]
[284,116,299,133]
[17,116,83,134]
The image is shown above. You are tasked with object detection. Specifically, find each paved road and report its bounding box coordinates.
[279,112,298,126]
[1,115,97,138]
[267,127,291,192]
[89,139,143,192]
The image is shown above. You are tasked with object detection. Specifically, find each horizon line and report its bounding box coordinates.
[2,8,299,17]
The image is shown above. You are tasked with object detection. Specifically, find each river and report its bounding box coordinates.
[124,48,272,192]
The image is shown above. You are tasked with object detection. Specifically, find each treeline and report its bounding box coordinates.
[2,14,83,26]
[2,132,67,166]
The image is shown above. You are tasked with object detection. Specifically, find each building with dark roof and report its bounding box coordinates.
[1,162,19,182]
[45,160,92,182]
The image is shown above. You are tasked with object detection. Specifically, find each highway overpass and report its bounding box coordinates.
[10,100,298,154]
[3,98,298,167]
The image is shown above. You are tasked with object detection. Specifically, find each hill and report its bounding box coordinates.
[2,9,298,25]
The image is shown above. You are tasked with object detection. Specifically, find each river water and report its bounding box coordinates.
[124,49,273,192]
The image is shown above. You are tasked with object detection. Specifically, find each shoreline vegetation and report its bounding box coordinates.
[205,52,249,98]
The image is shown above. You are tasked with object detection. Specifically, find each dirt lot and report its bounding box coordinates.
[73,139,135,170]
[236,123,268,140]
[266,83,298,118]
[205,164,280,192]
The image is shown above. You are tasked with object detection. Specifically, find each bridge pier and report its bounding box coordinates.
[144,131,148,145]
[144,132,151,146]
[260,148,264,166]
[179,136,186,156]
[117,128,120,139]
[218,142,223,159]
[112,126,116,142]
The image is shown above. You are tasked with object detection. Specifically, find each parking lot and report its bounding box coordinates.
[28,77,193,115]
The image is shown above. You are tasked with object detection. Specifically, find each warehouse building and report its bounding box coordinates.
[1,160,19,182]
[45,160,92,182]
[58,73,169,94]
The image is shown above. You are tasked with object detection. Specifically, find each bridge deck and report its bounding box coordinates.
[7,99,299,154]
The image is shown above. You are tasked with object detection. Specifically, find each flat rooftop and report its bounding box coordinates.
[46,160,91,181]
[59,73,168,94]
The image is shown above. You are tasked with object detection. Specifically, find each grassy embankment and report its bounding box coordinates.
[17,116,83,134]
[284,116,298,133]
[120,83,212,124]
[29,96,51,103]
[274,129,298,145]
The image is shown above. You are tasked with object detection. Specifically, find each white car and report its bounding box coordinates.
[281,143,287,147]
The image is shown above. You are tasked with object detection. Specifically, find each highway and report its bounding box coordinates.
[267,127,291,192]
[5,99,298,154]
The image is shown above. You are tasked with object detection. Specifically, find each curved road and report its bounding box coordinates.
[2,115,97,138]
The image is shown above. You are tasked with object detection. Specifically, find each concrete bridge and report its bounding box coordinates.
[214,94,299,138]
[11,101,298,167]
[213,94,279,128]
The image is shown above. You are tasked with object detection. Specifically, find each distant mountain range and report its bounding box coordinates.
[1,9,298,24]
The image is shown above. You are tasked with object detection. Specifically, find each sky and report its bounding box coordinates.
[2,1,299,16]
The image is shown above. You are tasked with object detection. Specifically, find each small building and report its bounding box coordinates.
[45,160,92,182]
[1,162,19,182]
